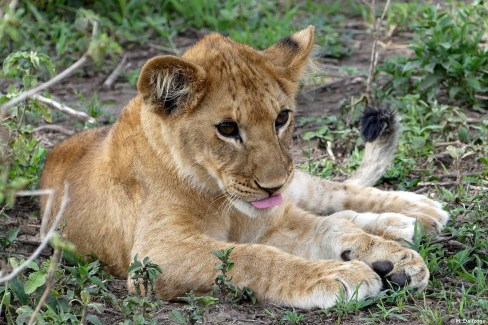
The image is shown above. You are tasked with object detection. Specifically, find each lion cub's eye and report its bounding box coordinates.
[275,110,290,130]
[216,121,241,140]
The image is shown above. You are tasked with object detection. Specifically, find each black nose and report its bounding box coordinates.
[256,182,284,195]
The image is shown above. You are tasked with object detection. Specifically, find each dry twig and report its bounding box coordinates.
[27,247,62,325]
[32,95,96,124]
[102,54,128,89]
[364,0,391,103]
[33,124,75,136]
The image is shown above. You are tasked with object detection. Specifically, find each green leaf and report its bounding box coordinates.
[302,131,317,141]
[89,276,107,290]
[6,228,20,243]
[172,310,186,324]
[87,302,105,313]
[9,277,29,305]
[2,291,11,308]
[86,314,102,325]
[458,127,469,142]
[24,272,47,294]
[449,86,462,99]
[467,77,482,91]
[81,289,91,305]
[127,261,143,275]
[15,306,34,325]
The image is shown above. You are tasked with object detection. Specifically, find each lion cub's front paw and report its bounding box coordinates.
[350,212,417,242]
[297,260,382,309]
[333,260,383,300]
[357,241,430,290]
[390,191,449,232]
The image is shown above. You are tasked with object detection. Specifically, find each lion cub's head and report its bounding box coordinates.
[137,26,315,217]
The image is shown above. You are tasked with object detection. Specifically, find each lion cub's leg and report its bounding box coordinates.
[257,205,430,290]
[331,210,418,242]
[287,170,449,234]
[130,216,381,309]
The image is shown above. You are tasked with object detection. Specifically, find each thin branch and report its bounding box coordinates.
[102,54,128,89]
[33,124,75,136]
[365,0,391,103]
[0,20,98,112]
[147,43,187,55]
[16,188,54,239]
[445,240,488,256]
[32,95,96,124]
[326,141,336,161]
[27,247,62,325]
[417,181,459,187]
[0,183,69,283]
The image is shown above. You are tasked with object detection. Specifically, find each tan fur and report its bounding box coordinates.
[41,26,448,309]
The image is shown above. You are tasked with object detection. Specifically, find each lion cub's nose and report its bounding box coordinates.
[256,181,285,195]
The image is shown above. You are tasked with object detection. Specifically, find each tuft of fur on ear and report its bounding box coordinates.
[137,56,207,115]
[263,25,315,82]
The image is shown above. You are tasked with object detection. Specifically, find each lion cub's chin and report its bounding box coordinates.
[231,198,284,218]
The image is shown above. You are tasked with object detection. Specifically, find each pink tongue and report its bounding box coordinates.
[251,194,283,209]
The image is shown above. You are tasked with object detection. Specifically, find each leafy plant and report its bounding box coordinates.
[172,292,218,325]
[0,250,111,324]
[121,294,163,325]
[380,3,488,110]
[0,227,19,252]
[212,247,256,304]
[281,309,306,324]
[127,253,162,297]
[0,51,54,205]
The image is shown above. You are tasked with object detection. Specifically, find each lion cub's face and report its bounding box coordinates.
[137,27,315,218]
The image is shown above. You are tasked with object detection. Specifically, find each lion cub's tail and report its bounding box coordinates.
[345,107,400,187]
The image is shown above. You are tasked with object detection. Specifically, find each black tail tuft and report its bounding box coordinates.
[360,107,396,142]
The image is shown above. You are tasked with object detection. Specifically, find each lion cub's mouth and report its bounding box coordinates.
[250,194,283,209]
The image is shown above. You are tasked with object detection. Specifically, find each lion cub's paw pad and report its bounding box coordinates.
[372,260,410,289]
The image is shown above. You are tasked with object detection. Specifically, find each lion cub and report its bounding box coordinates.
[41,26,448,309]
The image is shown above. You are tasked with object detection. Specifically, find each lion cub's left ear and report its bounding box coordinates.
[137,55,207,115]
[263,25,315,83]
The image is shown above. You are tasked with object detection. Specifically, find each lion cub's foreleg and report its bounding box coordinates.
[287,170,449,239]
[256,204,430,290]
[130,209,381,309]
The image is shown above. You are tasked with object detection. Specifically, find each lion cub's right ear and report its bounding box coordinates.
[137,56,207,115]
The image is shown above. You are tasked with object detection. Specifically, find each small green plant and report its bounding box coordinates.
[212,247,256,304]
[380,3,488,110]
[119,255,163,324]
[281,309,305,324]
[0,51,54,205]
[121,294,163,325]
[172,292,218,325]
[0,227,19,253]
[127,253,162,297]
[0,236,111,324]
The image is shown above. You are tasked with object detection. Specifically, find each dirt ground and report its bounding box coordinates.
[2,24,479,324]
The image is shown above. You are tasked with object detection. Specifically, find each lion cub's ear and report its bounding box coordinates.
[263,25,315,83]
[137,56,207,115]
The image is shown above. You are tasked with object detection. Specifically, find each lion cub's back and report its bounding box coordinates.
[40,126,110,211]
